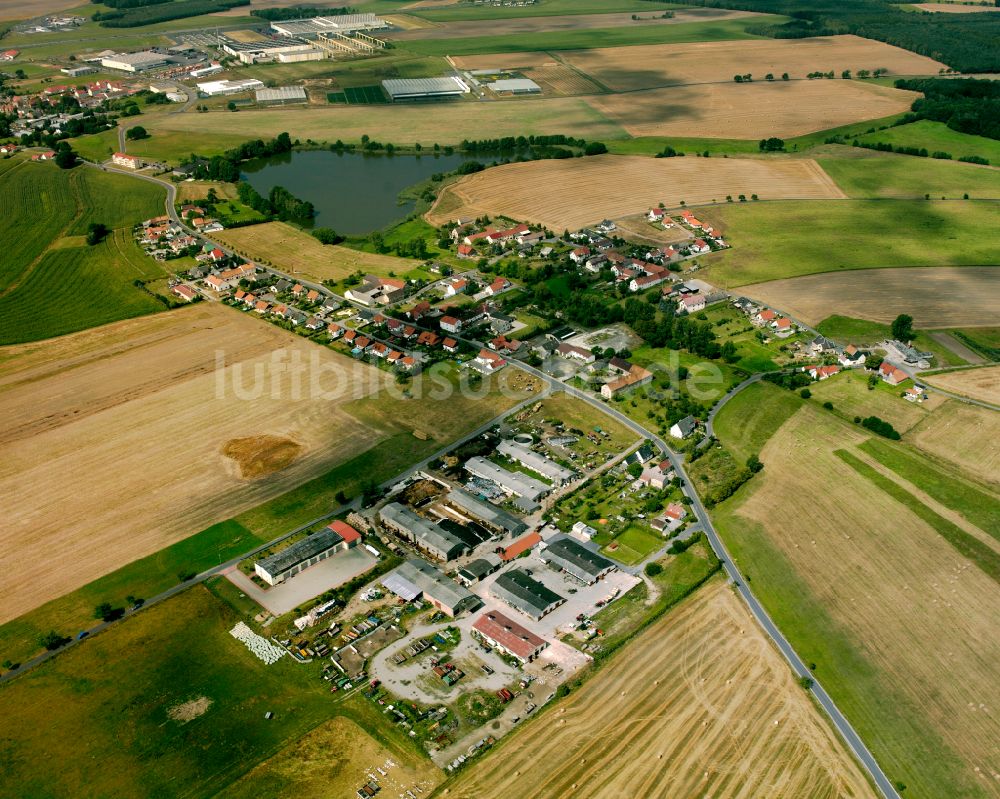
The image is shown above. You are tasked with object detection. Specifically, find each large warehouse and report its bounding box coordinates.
[496,440,575,486]
[256,86,308,105]
[473,610,548,663]
[382,76,470,102]
[379,502,469,561]
[465,456,550,507]
[541,536,616,585]
[254,521,360,586]
[197,78,264,97]
[270,13,387,38]
[101,50,169,73]
[446,488,528,537]
[492,568,565,620]
[381,558,481,617]
[487,78,541,95]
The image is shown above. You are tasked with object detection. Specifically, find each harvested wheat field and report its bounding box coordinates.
[924,366,1000,407]
[911,2,1000,11]
[724,404,1000,797]
[0,0,77,19]
[522,63,604,96]
[587,80,920,139]
[393,8,764,40]
[563,35,945,91]
[739,267,1000,328]
[215,222,415,283]
[175,181,239,203]
[0,303,391,622]
[427,154,844,231]
[448,579,875,799]
[909,402,1000,487]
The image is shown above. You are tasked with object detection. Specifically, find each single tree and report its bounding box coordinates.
[891,313,914,342]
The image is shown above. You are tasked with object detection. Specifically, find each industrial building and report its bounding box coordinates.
[256,86,308,105]
[540,536,616,585]
[473,610,548,663]
[101,51,170,73]
[269,13,388,38]
[465,456,550,507]
[382,76,470,102]
[224,41,324,64]
[496,440,574,486]
[379,502,469,562]
[487,78,541,94]
[381,558,481,617]
[254,520,361,586]
[457,555,502,586]
[197,78,264,97]
[491,568,565,620]
[446,489,528,537]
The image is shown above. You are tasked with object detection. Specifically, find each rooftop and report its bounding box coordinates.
[257,528,342,576]
[382,558,477,610]
[542,536,614,579]
[473,610,546,660]
[493,568,564,617]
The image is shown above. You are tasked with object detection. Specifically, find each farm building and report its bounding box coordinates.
[446,489,528,537]
[101,51,169,73]
[488,78,541,95]
[379,502,469,561]
[496,440,574,486]
[540,536,616,585]
[382,76,470,102]
[254,521,360,586]
[458,555,502,586]
[492,568,565,620]
[256,86,308,105]
[473,610,548,663]
[381,558,481,617]
[465,457,549,510]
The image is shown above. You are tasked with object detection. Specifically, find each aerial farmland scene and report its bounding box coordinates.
[0,0,998,796]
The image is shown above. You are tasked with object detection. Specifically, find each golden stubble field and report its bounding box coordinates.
[562,35,946,91]
[923,365,1000,407]
[910,401,1000,487]
[448,579,876,799]
[427,154,845,231]
[585,80,920,139]
[0,304,391,622]
[738,266,1000,328]
[731,404,1000,796]
[215,222,416,283]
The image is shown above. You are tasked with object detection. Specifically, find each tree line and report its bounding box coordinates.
[894,77,1000,142]
[250,5,354,19]
[93,0,248,27]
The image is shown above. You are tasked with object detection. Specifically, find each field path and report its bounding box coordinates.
[928,331,987,365]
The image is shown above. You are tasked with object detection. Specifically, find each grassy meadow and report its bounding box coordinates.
[853,120,1000,165]
[819,151,1000,198]
[700,199,1000,287]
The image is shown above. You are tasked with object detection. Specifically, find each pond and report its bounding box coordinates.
[241,149,480,235]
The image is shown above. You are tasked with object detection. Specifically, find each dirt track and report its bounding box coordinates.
[447,579,876,799]
[0,304,389,622]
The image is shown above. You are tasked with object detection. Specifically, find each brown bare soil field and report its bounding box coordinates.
[222,435,304,479]
[739,267,1000,328]
[586,80,920,139]
[924,366,1000,407]
[730,405,1000,795]
[390,8,763,39]
[911,2,1000,11]
[614,214,692,246]
[145,98,628,149]
[909,402,1000,487]
[218,717,442,799]
[215,222,416,283]
[0,0,77,20]
[427,154,844,231]
[0,304,392,622]
[563,35,945,91]
[448,579,876,799]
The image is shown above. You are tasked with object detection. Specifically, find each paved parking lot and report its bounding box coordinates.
[224,547,377,616]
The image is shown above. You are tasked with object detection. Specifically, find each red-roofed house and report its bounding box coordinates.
[442,337,458,353]
[485,277,511,296]
[475,348,506,371]
[440,315,462,334]
[472,610,548,664]
[417,330,441,347]
[570,246,590,264]
[879,361,909,386]
[689,238,710,255]
[647,207,666,221]
[753,309,776,326]
[444,278,468,297]
[172,284,196,302]
[112,152,144,170]
[457,243,476,259]
[679,294,706,313]
[808,364,840,380]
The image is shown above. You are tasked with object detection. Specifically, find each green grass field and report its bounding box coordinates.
[0,162,169,344]
[853,120,1000,166]
[400,16,775,56]
[408,0,677,20]
[712,380,804,464]
[0,585,422,799]
[599,525,663,565]
[702,199,1000,287]
[819,151,1000,199]
[947,327,1000,361]
[859,437,1000,539]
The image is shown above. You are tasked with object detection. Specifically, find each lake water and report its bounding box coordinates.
[241,149,479,234]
